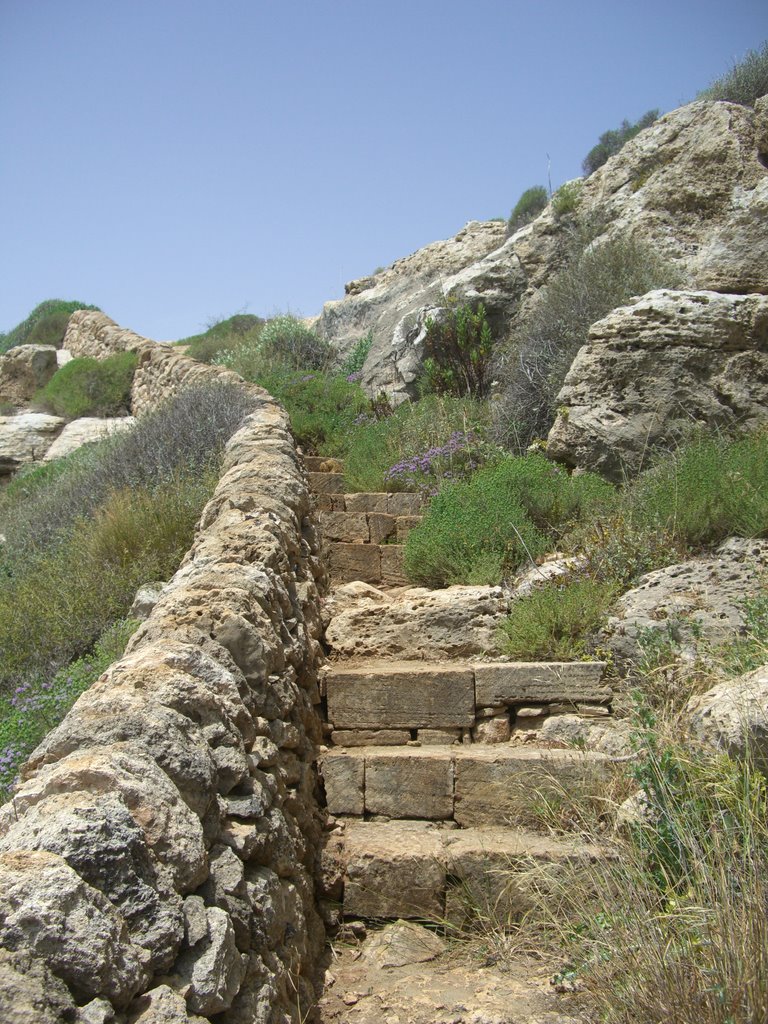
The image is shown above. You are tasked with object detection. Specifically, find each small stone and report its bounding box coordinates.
[473,715,511,744]
[515,705,549,718]
[363,920,447,968]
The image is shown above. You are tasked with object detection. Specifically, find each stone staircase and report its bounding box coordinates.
[308,458,613,930]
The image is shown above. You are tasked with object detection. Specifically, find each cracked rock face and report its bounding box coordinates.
[547,289,768,480]
[315,98,767,402]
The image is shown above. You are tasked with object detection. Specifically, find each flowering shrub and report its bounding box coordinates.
[384,430,484,495]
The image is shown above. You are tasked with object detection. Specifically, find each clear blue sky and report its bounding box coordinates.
[1,0,766,340]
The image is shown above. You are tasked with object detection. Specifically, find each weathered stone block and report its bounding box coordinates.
[396,516,422,543]
[326,662,475,730]
[474,662,610,707]
[368,513,396,544]
[328,543,381,584]
[319,511,369,543]
[381,545,408,586]
[473,714,511,744]
[308,471,346,494]
[417,729,461,745]
[345,493,389,513]
[320,754,364,816]
[313,493,346,513]
[342,823,445,920]
[387,493,422,516]
[364,752,454,819]
[453,748,607,827]
[331,729,410,746]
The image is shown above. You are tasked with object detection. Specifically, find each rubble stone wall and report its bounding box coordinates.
[0,313,329,1024]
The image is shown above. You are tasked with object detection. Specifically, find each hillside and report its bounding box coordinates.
[0,46,767,1024]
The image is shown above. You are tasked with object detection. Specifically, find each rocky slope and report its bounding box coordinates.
[315,96,768,474]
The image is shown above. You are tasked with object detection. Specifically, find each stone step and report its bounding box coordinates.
[320,509,422,545]
[308,471,346,494]
[313,490,424,515]
[304,455,344,473]
[324,660,611,733]
[320,820,606,924]
[328,542,408,586]
[319,744,608,825]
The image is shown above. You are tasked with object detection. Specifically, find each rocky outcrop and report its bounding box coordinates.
[546,289,768,480]
[314,221,507,400]
[0,412,65,474]
[687,664,768,769]
[42,416,136,461]
[0,345,58,408]
[0,322,329,1022]
[316,98,767,402]
[604,538,768,669]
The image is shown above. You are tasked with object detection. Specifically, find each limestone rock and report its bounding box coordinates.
[43,416,135,462]
[1,745,207,892]
[317,100,767,401]
[0,948,79,1024]
[325,584,508,660]
[687,665,768,768]
[0,345,58,406]
[0,412,65,473]
[172,906,246,1015]
[314,221,507,401]
[547,290,768,480]
[129,581,167,621]
[363,920,446,968]
[127,984,208,1023]
[539,714,633,757]
[0,792,184,973]
[605,538,768,668]
[691,177,768,293]
[0,850,145,1006]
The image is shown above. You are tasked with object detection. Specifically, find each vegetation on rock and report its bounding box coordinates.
[421,301,495,399]
[697,39,768,106]
[507,185,549,234]
[0,299,100,354]
[34,351,138,419]
[582,109,659,175]
[176,312,263,363]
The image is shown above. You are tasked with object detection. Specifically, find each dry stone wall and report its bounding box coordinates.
[0,314,330,1023]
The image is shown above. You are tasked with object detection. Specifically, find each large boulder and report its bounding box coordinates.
[42,416,136,462]
[0,412,65,474]
[604,539,768,669]
[316,98,767,401]
[0,345,58,408]
[546,289,768,480]
[687,665,768,768]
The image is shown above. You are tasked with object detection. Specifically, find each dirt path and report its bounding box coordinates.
[317,931,580,1024]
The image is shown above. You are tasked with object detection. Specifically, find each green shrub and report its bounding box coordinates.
[625,430,768,548]
[697,40,768,106]
[250,367,369,453]
[258,314,330,371]
[340,330,373,378]
[403,454,614,587]
[0,380,256,562]
[0,299,100,354]
[550,180,583,219]
[421,302,494,399]
[494,231,683,450]
[507,185,548,234]
[179,313,263,364]
[0,618,137,800]
[582,110,659,175]
[343,395,492,493]
[35,351,137,419]
[498,576,617,659]
[0,470,217,692]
